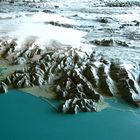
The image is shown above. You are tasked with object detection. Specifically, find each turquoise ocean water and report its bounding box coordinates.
[0,90,140,140]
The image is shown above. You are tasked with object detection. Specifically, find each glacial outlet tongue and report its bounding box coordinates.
[0,38,140,114]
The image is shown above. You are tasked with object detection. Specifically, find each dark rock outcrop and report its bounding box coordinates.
[45,21,74,29]
[42,9,55,13]
[90,38,130,47]
[105,1,140,7]
[97,17,110,23]
[91,39,113,46]
[115,40,129,47]
[0,81,8,93]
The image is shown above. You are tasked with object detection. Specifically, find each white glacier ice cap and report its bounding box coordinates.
[0,12,86,50]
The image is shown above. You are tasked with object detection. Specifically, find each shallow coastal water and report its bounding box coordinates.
[0,90,140,140]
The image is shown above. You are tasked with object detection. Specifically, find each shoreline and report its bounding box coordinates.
[0,38,140,114]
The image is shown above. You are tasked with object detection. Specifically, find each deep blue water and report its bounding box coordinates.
[0,90,140,140]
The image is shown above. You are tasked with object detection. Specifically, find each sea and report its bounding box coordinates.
[0,0,140,140]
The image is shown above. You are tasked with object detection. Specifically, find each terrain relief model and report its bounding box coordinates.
[0,0,140,114]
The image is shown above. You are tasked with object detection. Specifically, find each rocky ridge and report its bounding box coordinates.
[0,39,140,113]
